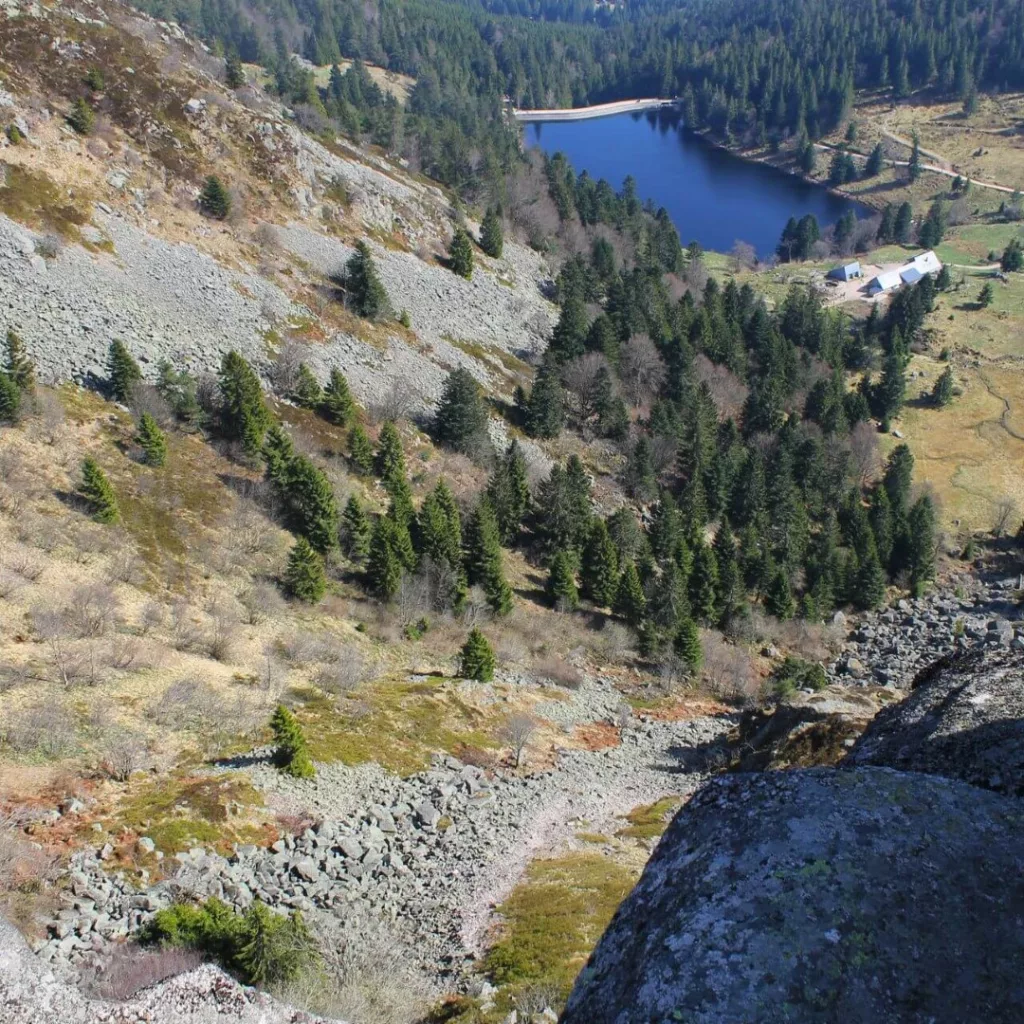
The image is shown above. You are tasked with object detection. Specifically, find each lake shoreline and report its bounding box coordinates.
[685,126,887,216]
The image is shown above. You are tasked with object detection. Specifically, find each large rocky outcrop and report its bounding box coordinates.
[0,914,344,1024]
[561,767,1024,1024]
[729,685,893,771]
[848,647,1024,795]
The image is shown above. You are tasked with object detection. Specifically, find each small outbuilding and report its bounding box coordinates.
[828,261,862,282]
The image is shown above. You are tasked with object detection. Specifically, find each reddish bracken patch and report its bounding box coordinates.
[643,698,733,722]
[573,722,622,751]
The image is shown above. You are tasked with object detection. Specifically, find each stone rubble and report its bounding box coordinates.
[32,714,733,986]
[826,572,1023,689]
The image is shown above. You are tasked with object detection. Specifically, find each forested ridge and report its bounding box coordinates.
[130,0,1024,196]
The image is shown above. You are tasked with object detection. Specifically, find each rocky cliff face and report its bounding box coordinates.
[849,647,1024,796]
[561,649,1024,1024]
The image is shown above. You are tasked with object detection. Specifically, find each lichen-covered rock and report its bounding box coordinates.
[849,648,1024,795]
[561,768,1024,1024]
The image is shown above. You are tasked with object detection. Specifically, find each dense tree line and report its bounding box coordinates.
[127,0,1024,199]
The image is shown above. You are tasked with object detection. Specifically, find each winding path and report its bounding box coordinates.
[814,141,1018,194]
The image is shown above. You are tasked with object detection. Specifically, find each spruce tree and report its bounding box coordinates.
[894,202,914,243]
[5,329,34,394]
[0,372,21,424]
[651,559,690,633]
[135,413,168,467]
[344,242,389,320]
[525,359,565,439]
[270,705,315,778]
[417,480,467,609]
[625,435,657,501]
[262,424,295,485]
[434,367,489,458]
[1001,238,1024,273]
[67,97,95,135]
[932,366,954,407]
[386,490,417,570]
[688,542,719,624]
[854,541,887,610]
[448,227,474,280]
[487,440,531,544]
[340,494,372,561]
[908,132,922,182]
[580,518,619,607]
[199,175,232,220]
[463,497,512,615]
[907,495,936,596]
[374,421,406,485]
[225,53,245,89]
[537,456,592,553]
[367,516,402,601]
[876,351,907,426]
[293,364,323,409]
[79,457,119,524]
[713,521,740,621]
[283,455,339,554]
[322,369,355,425]
[883,444,915,512]
[479,207,504,259]
[546,550,579,611]
[868,485,895,568]
[107,340,141,403]
[608,506,647,566]
[765,567,796,620]
[864,142,884,177]
[673,617,702,674]
[348,424,374,474]
[459,628,495,682]
[615,562,647,626]
[219,351,271,457]
[978,282,994,308]
[284,537,327,603]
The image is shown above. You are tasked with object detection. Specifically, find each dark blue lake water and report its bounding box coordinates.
[524,110,869,257]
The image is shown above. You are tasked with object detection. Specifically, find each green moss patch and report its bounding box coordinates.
[483,853,638,1000]
[114,774,267,855]
[0,161,90,240]
[615,797,682,840]
[296,678,496,776]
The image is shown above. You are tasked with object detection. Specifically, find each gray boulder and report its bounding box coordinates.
[849,648,1024,795]
[561,768,1024,1024]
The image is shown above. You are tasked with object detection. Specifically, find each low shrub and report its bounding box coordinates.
[770,656,828,699]
[142,897,316,986]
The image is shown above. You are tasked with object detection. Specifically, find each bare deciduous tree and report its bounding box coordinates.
[500,713,538,768]
[101,730,148,782]
[730,240,758,271]
[619,334,666,407]
[992,498,1017,539]
[369,378,420,425]
[66,583,121,638]
[239,581,285,624]
[701,632,759,704]
[694,353,750,422]
[848,421,881,485]
[31,607,79,687]
[561,352,610,429]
